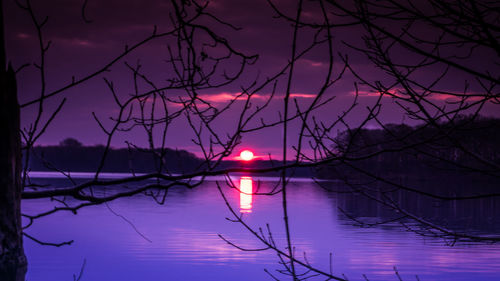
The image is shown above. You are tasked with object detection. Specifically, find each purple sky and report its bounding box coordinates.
[5,0,499,159]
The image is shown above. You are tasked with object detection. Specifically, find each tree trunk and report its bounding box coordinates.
[0,65,26,281]
[0,0,27,278]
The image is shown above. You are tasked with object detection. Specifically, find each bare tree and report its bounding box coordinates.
[1,0,499,281]
[1,0,262,279]
[215,0,500,279]
[317,0,500,240]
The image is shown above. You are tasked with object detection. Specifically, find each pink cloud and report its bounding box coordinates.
[349,89,400,97]
[17,33,31,39]
[427,93,484,102]
[290,93,317,98]
[351,88,485,102]
[197,92,317,103]
[56,37,98,48]
[140,91,318,108]
[301,59,325,68]
[198,92,248,103]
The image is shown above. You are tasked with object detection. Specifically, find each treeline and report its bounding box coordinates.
[319,116,500,179]
[27,138,315,176]
[216,160,315,177]
[30,115,499,178]
[28,138,202,173]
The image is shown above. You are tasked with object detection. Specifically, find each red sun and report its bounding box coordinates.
[240,150,254,161]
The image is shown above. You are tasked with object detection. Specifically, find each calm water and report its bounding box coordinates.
[22,175,500,281]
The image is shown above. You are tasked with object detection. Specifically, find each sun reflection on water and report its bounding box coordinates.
[239,176,253,213]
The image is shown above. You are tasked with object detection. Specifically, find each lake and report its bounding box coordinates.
[22,174,500,281]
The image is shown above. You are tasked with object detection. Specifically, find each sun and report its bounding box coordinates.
[240,150,254,161]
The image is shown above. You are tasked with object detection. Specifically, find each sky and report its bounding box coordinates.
[4,0,499,159]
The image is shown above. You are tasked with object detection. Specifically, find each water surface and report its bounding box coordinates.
[22,176,500,280]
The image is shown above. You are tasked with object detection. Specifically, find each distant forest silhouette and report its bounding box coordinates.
[28,116,500,180]
[28,139,202,173]
[320,116,500,180]
[27,138,314,176]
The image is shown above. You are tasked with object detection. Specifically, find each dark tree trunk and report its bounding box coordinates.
[0,66,26,281]
[0,0,27,279]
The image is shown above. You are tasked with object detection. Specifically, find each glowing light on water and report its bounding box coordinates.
[239,176,253,213]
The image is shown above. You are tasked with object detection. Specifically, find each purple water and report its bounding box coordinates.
[22,176,500,281]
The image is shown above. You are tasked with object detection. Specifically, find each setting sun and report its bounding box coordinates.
[240,150,254,161]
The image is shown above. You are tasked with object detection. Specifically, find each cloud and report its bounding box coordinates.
[301,59,325,68]
[16,33,31,39]
[290,93,317,99]
[55,37,99,48]
[139,91,318,110]
[198,92,250,103]
[426,92,484,102]
[197,92,317,103]
[350,87,485,102]
[349,89,397,97]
